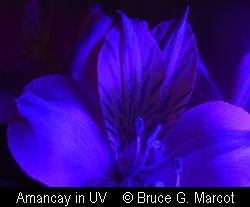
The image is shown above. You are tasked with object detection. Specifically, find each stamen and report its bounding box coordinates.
[153,143,166,160]
[140,124,162,166]
[135,116,144,163]
[129,122,170,186]
[130,124,164,177]
[146,125,162,148]
[155,181,165,187]
[176,172,181,187]
[172,157,182,187]
[172,157,182,172]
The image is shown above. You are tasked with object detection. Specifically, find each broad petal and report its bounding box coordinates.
[152,8,199,137]
[98,13,166,150]
[8,75,114,186]
[166,102,250,186]
[189,59,223,107]
[232,52,250,112]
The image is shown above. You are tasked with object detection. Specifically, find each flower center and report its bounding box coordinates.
[118,116,182,187]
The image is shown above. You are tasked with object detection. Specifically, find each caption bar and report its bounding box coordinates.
[0,188,248,206]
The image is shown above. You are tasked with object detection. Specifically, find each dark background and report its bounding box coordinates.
[1,0,250,186]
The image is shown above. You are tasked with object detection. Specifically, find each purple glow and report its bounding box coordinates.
[5,10,250,187]
[233,52,250,112]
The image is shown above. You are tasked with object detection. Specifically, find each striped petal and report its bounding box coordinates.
[152,7,199,137]
[98,12,166,151]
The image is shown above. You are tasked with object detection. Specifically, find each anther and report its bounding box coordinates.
[152,139,161,149]
[135,116,144,135]
[172,157,182,172]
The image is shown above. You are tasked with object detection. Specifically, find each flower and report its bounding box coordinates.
[232,52,250,112]
[190,53,250,113]
[189,59,223,107]
[7,10,250,187]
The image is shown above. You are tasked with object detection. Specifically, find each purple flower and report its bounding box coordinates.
[191,53,250,113]
[7,11,250,187]
[189,60,223,107]
[232,52,250,112]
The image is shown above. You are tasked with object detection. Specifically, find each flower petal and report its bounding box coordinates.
[8,75,114,186]
[189,59,223,107]
[71,13,113,94]
[167,102,250,186]
[152,8,199,136]
[232,52,250,112]
[97,12,166,150]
